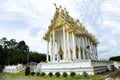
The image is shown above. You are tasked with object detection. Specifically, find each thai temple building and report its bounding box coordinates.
[34,4,114,75]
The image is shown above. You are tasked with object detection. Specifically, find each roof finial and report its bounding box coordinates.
[64,7,66,10]
[54,3,56,7]
[66,11,69,15]
[54,3,60,11]
[76,19,79,23]
[80,22,82,26]
[59,5,62,9]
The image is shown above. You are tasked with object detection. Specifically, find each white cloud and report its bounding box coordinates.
[103,20,120,29]
[0,0,120,59]
[101,0,120,13]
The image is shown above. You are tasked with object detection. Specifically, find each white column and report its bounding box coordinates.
[81,37,85,60]
[93,45,95,59]
[55,42,58,61]
[80,37,83,59]
[95,45,98,59]
[90,42,93,60]
[47,41,49,62]
[88,38,92,59]
[52,30,55,62]
[50,37,52,62]
[63,27,66,60]
[57,54,59,62]
[85,37,90,59]
[84,37,87,59]
[90,41,92,60]
[78,38,81,60]
[72,32,76,60]
[67,31,71,60]
[93,44,97,60]
[91,42,95,60]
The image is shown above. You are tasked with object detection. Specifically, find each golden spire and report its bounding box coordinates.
[58,46,63,54]
[54,3,56,7]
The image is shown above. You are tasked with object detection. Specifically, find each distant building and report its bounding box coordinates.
[35,4,114,75]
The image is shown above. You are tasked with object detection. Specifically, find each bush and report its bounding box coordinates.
[31,72,35,76]
[63,72,68,77]
[0,66,4,73]
[25,66,30,76]
[48,72,53,77]
[70,72,76,78]
[55,72,60,77]
[36,72,40,76]
[40,72,45,76]
[82,71,88,77]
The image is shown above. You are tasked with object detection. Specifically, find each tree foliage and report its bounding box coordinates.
[25,66,30,76]
[40,72,46,76]
[29,52,46,63]
[0,45,7,65]
[109,56,120,61]
[82,71,88,77]
[36,72,40,76]
[0,37,46,66]
[48,72,53,77]
[70,72,76,78]
[55,72,60,77]
[31,72,35,76]
[63,72,68,77]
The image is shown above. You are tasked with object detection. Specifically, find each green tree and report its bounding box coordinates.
[6,39,18,49]
[31,72,35,76]
[0,45,7,72]
[82,71,88,78]
[63,72,68,77]
[0,45,4,65]
[29,52,46,63]
[0,37,8,48]
[70,72,76,78]
[17,41,29,53]
[0,37,29,65]
[55,72,60,77]
[109,56,120,61]
[48,72,53,77]
[17,41,29,64]
[25,66,30,76]
[40,72,45,76]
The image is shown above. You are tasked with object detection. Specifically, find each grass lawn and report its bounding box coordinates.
[0,73,105,80]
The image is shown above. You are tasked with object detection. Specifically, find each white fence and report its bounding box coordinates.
[3,64,23,73]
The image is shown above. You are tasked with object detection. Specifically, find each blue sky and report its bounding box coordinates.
[0,0,120,59]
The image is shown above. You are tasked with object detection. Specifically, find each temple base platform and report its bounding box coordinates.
[34,59,114,75]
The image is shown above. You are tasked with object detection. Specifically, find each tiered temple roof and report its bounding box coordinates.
[43,4,99,45]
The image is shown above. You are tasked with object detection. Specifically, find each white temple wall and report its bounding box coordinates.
[34,60,114,75]
[35,60,94,75]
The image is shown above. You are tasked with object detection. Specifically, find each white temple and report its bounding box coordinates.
[34,5,114,75]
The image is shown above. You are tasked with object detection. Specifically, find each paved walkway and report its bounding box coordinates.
[105,69,120,80]
[0,77,36,80]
